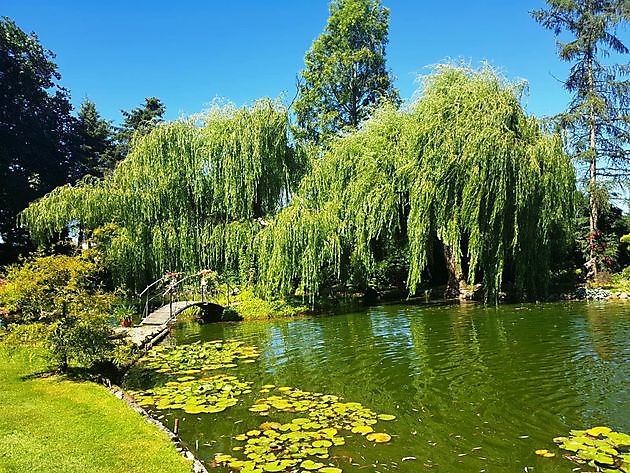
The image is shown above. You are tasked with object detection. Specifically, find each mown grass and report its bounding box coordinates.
[0,347,192,473]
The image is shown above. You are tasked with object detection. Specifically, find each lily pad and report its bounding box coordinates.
[351,425,373,435]
[366,432,392,443]
[262,461,284,472]
[553,426,630,472]
[301,460,325,470]
[130,374,251,415]
[377,414,396,421]
[587,426,613,437]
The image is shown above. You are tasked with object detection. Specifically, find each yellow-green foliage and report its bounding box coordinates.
[0,251,113,323]
[21,67,575,303]
[22,99,302,290]
[0,252,121,371]
[257,65,576,302]
[406,65,575,299]
[212,287,309,320]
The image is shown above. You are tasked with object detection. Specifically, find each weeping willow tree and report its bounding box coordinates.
[256,102,409,301]
[22,99,303,290]
[405,65,575,300]
[257,65,576,303]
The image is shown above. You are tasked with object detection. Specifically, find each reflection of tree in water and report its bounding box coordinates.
[584,302,615,361]
[579,302,630,430]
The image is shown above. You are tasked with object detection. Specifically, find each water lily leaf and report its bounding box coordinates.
[593,453,615,465]
[319,468,342,473]
[312,440,333,448]
[351,425,373,435]
[177,376,195,382]
[260,422,282,431]
[366,433,391,443]
[570,430,587,436]
[319,428,338,438]
[586,427,612,437]
[535,449,549,455]
[377,414,396,421]
[301,460,325,470]
[262,461,284,472]
[608,432,630,447]
[250,404,271,412]
[561,441,581,452]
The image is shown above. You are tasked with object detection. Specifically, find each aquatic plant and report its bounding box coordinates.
[131,374,252,415]
[137,340,260,374]
[130,339,260,415]
[214,385,396,473]
[550,426,630,472]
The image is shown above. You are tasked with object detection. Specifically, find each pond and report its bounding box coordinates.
[125,301,630,472]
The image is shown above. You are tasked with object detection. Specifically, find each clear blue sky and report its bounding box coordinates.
[3,0,629,124]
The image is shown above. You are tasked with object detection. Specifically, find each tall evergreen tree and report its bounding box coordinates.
[532,0,630,275]
[111,97,166,164]
[293,0,399,144]
[71,98,114,179]
[0,17,74,261]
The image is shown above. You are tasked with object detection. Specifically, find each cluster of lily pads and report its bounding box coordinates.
[138,340,260,374]
[131,374,252,415]
[214,385,395,473]
[250,386,395,436]
[540,426,630,472]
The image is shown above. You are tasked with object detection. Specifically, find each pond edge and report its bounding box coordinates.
[98,375,209,473]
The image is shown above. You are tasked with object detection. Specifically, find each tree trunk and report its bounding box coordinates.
[350,61,358,128]
[587,52,599,278]
[444,244,464,299]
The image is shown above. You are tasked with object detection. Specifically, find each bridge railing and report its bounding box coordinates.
[138,270,218,320]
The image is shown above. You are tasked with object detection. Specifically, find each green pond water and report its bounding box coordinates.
[126,301,630,472]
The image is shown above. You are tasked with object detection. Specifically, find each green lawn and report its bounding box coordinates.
[0,348,192,473]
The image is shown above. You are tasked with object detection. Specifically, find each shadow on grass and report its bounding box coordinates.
[18,360,127,385]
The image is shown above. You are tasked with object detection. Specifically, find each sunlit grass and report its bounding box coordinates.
[0,348,191,473]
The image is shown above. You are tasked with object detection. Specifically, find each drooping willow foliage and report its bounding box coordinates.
[22,67,575,302]
[256,65,576,302]
[256,103,409,300]
[22,99,303,289]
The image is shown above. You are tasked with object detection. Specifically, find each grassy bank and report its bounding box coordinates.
[0,347,191,473]
[211,287,310,320]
